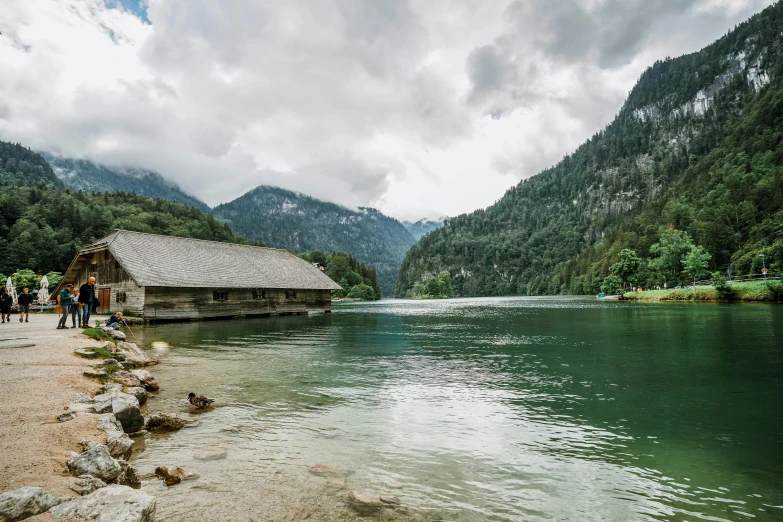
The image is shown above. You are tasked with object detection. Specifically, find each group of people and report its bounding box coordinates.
[57,277,100,329]
[0,287,35,324]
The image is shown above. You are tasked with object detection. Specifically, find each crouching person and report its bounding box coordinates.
[107,312,123,330]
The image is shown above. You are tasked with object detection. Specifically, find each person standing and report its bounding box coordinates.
[0,289,11,323]
[78,277,97,328]
[18,288,33,323]
[70,289,81,328]
[57,284,73,329]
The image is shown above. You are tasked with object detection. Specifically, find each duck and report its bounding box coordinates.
[188,392,214,408]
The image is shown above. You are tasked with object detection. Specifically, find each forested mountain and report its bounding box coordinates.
[397,2,783,297]
[213,186,416,296]
[403,218,446,240]
[0,142,62,187]
[43,154,210,212]
[0,182,249,277]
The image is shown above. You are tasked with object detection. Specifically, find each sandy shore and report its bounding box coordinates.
[0,312,112,497]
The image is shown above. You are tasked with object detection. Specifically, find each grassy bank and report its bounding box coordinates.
[623,280,783,302]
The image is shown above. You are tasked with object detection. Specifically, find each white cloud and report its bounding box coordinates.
[0,0,775,222]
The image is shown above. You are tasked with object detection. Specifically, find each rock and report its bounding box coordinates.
[115,342,157,367]
[97,414,135,460]
[48,484,156,522]
[347,490,384,515]
[119,361,136,369]
[111,393,144,433]
[116,461,141,489]
[110,370,141,388]
[58,411,85,422]
[194,448,227,461]
[125,387,148,406]
[110,330,126,341]
[154,466,187,486]
[100,326,114,333]
[324,477,345,492]
[380,495,401,506]
[74,348,97,357]
[102,358,119,366]
[127,430,148,438]
[83,369,107,379]
[308,464,350,477]
[0,486,69,521]
[100,383,123,394]
[130,370,159,392]
[69,475,107,496]
[67,442,122,483]
[145,413,187,431]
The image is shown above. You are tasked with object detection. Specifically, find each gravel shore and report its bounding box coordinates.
[0,312,112,497]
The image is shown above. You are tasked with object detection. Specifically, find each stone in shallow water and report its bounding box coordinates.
[0,486,69,521]
[116,461,142,489]
[347,490,384,515]
[194,448,227,461]
[125,386,148,406]
[154,466,187,486]
[324,476,346,493]
[145,412,188,431]
[48,484,156,522]
[308,464,350,477]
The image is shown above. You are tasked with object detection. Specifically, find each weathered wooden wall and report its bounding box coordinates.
[143,287,331,321]
[67,250,145,315]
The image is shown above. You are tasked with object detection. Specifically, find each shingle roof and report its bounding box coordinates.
[86,230,342,290]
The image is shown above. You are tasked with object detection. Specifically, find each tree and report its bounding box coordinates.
[609,249,642,290]
[437,271,454,297]
[346,283,376,301]
[45,271,62,288]
[601,275,623,295]
[683,246,711,286]
[650,228,696,287]
[427,277,441,297]
[11,269,41,291]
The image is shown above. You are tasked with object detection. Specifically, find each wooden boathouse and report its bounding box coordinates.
[53,230,342,322]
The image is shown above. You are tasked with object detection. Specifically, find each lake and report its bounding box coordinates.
[130,297,783,521]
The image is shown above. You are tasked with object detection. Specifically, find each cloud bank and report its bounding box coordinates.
[0,0,773,220]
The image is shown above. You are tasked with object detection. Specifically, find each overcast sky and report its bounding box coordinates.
[0,0,774,221]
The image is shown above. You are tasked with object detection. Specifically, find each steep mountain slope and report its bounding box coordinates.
[0,142,62,187]
[397,2,783,297]
[43,155,210,212]
[403,218,446,240]
[213,186,416,296]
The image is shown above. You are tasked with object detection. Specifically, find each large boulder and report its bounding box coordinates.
[114,342,157,367]
[111,394,144,433]
[67,442,122,483]
[124,387,148,406]
[130,370,159,392]
[0,486,69,521]
[97,414,134,460]
[110,330,127,341]
[110,371,141,388]
[145,413,187,432]
[69,475,107,496]
[48,485,156,522]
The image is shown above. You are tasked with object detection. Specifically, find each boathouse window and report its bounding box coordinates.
[213,290,229,301]
[253,290,266,300]
[116,291,127,303]
[285,290,297,300]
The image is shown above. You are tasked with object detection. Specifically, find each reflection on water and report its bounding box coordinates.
[130,297,783,521]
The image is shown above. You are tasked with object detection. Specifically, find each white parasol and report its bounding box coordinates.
[38,275,49,308]
[5,276,17,306]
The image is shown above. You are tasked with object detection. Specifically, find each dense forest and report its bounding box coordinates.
[0,182,249,277]
[299,250,381,300]
[0,142,63,187]
[214,186,416,296]
[397,2,783,297]
[44,154,211,212]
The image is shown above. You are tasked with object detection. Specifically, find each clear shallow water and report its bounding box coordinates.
[131,297,783,521]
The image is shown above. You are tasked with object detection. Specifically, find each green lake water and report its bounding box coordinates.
[130,297,783,521]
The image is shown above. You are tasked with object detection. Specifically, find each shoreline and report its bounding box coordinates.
[622,280,783,303]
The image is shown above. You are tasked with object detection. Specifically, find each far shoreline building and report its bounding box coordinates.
[53,230,341,322]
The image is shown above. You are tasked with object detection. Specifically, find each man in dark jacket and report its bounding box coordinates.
[78,277,97,328]
[18,287,34,323]
[0,289,11,323]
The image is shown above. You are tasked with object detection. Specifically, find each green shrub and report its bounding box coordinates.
[712,272,737,301]
[765,280,783,301]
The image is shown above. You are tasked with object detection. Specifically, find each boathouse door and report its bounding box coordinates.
[98,288,111,314]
